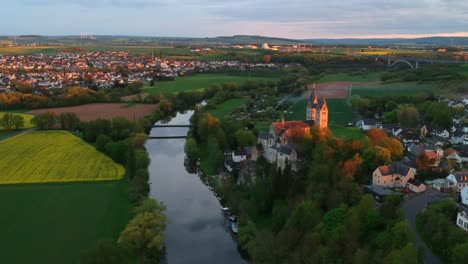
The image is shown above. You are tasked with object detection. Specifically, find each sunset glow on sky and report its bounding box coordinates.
[2,0,468,39]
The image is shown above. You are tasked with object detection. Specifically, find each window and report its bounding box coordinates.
[460,219,463,225]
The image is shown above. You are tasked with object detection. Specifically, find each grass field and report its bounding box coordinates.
[0,130,18,140]
[318,72,382,83]
[0,45,64,55]
[206,98,248,118]
[0,112,35,130]
[351,82,434,97]
[0,180,132,263]
[143,73,279,94]
[0,131,124,184]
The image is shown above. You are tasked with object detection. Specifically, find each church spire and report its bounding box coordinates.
[313,84,318,104]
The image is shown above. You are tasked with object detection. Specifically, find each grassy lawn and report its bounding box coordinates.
[198,144,218,175]
[143,73,279,94]
[0,180,132,263]
[206,98,248,119]
[329,123,364,140]
[318,72,382,82]
[0,130,124,184]
[0,130,19,140]
[0,111,35,129]
[351,82,434,97]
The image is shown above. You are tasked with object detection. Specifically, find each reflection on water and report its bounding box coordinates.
[146,111,244,264]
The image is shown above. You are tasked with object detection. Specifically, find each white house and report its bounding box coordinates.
[432,178,456,191]
[456,209,468,232]
[447,171,468,192]
[356,119,382,131]
[461,186,468,206]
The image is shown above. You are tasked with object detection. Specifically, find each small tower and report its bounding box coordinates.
[319,96,328,132]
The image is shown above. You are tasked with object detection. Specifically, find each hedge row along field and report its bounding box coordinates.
[0,112,35,129]
[0,130,124,184]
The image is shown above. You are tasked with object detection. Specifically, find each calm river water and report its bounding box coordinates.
[146,110,245,264]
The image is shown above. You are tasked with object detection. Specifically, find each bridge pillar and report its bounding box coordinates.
[415,61,419,69]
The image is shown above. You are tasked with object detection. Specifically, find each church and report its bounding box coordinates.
[254,86,329,171]
[306,86,329,133]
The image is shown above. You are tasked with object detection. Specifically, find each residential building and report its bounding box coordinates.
[461,186,468,206]
[456,209,468,232]
[364,185,395,203]
[432,178,456,192]
[372,162,416,188]
[447,171,468,192]
[407,178,427,193]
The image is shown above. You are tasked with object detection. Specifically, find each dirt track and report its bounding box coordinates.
[28,103,158,122]
[306,81,378,99]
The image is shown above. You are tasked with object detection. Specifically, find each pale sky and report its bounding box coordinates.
[2,0,468,39]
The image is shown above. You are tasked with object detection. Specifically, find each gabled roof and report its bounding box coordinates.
[378,162,413,176]
[425,151,441,162]
[279,145,295,155]
[444,147,460,157]
[451,171,468,183]
[407,178,423,187]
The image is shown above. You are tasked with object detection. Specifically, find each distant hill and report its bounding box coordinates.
[1,35,468,47]
[304,37,468,46]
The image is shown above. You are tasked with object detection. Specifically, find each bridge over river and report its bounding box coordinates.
[364,55,468,69]
[144,124,192,139]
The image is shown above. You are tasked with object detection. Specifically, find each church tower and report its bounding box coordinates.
[306,84,328,133]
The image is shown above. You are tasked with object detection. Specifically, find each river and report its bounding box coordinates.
[146,110,245,264]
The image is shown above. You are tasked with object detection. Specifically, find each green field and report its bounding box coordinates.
[0,112,35,130]
[206,98,248,118]
[0,46,64,55]
[0,181,132,263]
[143,73,279,94]
[351,82,434,97]
[0,131,125,184]
[318,72,382,83]
[0,130,18,140]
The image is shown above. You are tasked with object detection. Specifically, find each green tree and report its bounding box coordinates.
[31,111,56,130]
[134,198,166,215]
[234,129,255,147]
[11,114,24,130]
[118,212,168,261]
[397,105,420,128]
[453,241,468,263]
[58,112,81,130]
[0,113,23,130]
[95,134,112,152]
[80,240,129,264]
[184,138,199,161]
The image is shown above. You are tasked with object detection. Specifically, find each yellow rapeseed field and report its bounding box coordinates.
[0,130,125,184]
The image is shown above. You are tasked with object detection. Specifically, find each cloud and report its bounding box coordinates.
[6,0,468,38]
[20,0,168,8]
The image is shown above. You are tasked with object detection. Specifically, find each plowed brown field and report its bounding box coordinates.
[28,103,157,121]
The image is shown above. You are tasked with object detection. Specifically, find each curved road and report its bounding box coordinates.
[401,188,449,264]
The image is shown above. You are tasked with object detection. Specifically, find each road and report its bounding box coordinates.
[401,188,449,264]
